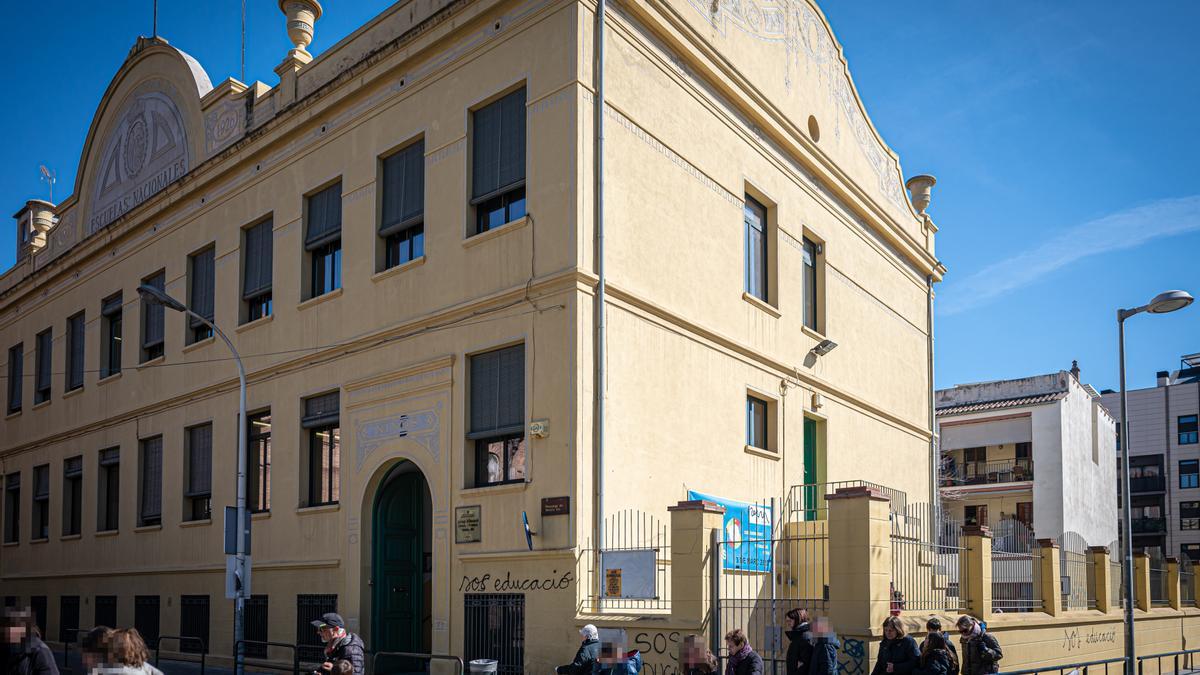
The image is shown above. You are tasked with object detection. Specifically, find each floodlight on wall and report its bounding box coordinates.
[811,339,838,357]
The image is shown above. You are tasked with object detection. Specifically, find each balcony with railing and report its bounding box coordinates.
[1128,475,1166,493]
[941,458,1034,487]
[1131,517,1167,534]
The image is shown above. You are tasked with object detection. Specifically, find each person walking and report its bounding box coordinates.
[955,617,1001,675]
[807,617,841,675]
[678,634,717,675]
[870,616,919,675]
[95,629,164,675]
[918,619,957,665]
[310,613,365,675]
[723,629,763,675]
[913,632,958,675]
[1,608,58,675]
[558,625,602,675]
[783,609,814,675]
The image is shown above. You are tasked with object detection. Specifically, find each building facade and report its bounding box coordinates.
[936,366,1118,547]
[1099,354,1200,559]
[0,0,943,669]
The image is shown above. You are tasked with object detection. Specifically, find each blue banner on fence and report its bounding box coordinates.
[687,490,772,572]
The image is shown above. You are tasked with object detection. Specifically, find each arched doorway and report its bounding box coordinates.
[371,462,431,654]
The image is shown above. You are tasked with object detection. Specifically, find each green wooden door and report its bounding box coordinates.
[803,418,817,520]
[373,470,424,653]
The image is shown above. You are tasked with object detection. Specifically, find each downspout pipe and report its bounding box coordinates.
[594,0,607,595]
[928,273,938,514]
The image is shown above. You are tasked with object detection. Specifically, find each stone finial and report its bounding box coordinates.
[905,174,937,215]
[13,199,56,258]
[1071,360,1081,381]
[278,0,323,58]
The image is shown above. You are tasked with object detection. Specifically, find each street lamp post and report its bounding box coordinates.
[1116,289,1193,674]
[137,284,249,675]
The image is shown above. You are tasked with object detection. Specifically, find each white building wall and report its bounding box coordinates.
[1030,403,1066,539]
[1056,381,1118,545]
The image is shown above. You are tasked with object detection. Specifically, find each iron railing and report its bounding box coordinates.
[992,519,1042,611]
[1148,549,1170,607]
[786,480,906,521]
[889,502,968,613]
[1182,556,1195,605]
[1132,517,1167,533]
[1109,540,1124,610]
[581,509,670,612]
[154,636,206,675]
[943,458,1034,486]
[999,656,1125,675]
[234,640,299,674]
[464,594,524,675]
[1059,531,1090,611]
[1136,648,1200,674]
[1129,475,1166,493]
[372,652,464,675]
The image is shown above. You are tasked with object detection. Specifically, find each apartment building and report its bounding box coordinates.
[0,0,944,669]
[936,365,1118,546]
[1099,354,1200,558]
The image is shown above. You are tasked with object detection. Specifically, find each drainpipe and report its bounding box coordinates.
[928,273,938,513]
[593,0,608,596]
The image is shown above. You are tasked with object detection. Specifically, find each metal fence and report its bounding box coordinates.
[1182,556,1195,605]
[992,518,1042,612]
[1059,531,1090,611]
[464,593,524,675]
[786,480,906,521]
[1149,548,1170,607]
[889,502,968,613]
[1109,540,1123,609]
[580,509,671,612]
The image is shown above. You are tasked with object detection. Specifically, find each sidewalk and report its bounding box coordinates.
[56,650,295,675]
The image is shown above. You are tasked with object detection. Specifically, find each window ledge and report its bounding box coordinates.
[251,510,271,521]
[463,216,529,249]
[371,255,427,283]
[135,524,163,533]
[96,529,119,538]
[461,481,529,497]
[298,287,344,311]
[801,325,828,343]
[745,445,780,461]
[236,313,275,334]
[30,537,49,545]
[60,534,81,541]
[742,292,781,318]
[180,519,212,528]
[32,399,51,411]
[297,503,340,516]
[62,387,84,400]
[4,410,20,419]
[1,541,17,548]
[182,336,216,354]
[97,372,122,386]
[137,355,166,370]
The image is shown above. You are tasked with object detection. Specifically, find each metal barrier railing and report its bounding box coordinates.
[372,652,464,675]
[235,640,301,674]
[1000,656,1125,675]
[1137,648,1200,674]
[889,502,968,613]
[154,635,207,675]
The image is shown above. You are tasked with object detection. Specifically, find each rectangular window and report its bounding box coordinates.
[744,196,767,302]
[59,595,80,643]
[31,465,48,541]
[464,594,525,675]
[4,473,19,543]
[306,182,343,298]
[134,596,160,648]
[1183,544,1200,563]
[243,218,273,322]
[94,596,117,629]
[66,312,85,391]
[471,88,527,234]
[1182,501,1200,530]
[747,395,768,450]
[380,140,425,270]
[101,293,123,378]
[469,345,525,487]
[964,447,987,463]
[1180,415,1199,445]
[802,237,819,331]
[245,595,269,658]
[34,329,51,404]
[186,424,213,521]
[1015,441,1032,459]
[296,594,338,662]
[98,448,120,532]
[30,597,46,637]
[140,436,163,526]
[179,595,210,654]
[7,343,22,413]
[964,504,989,527]
[188,247,215,344]
[1016,501,1034,528]
[1181,460,1199,490]
[63,456,82,536]
[141,270,166,362]
[248,411,271,512]
[304,393,340,506]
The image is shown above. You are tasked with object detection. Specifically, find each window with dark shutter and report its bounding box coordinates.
[34,329,51,404]
[303,392,340,429]
[304,393,340,506]
[305,183,343,250]
[141,272,165,361]
[101,293,123,377]
[2,473,18,543]
[179,595,210,654]
[471,89,527,233]
[67,313,85,390]
[135,596,161,648]
[744,197,767,302]
[7,344,22,413]
[140,436,163,526]
[63,457,82,537]
[802,237,819,331]
[380,141,425,236]
[99,448,120,532]
[243,219,273,322]
[187,425,212,521]
[32,465,49,540]
[469,345,525,486]
[189,248,215,342]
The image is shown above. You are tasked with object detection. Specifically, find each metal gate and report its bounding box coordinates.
[464,594,525,675]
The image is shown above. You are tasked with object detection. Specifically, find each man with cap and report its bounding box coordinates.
[556,625,601,675]
[311,613,365,675]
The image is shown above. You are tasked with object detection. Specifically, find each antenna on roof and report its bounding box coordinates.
[38,166,56,203]
[241,0,246,82]
[152,0,158,38]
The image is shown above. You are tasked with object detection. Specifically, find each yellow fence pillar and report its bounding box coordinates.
[1090,546,1113,611]
[1037,539,1063,616]
[961,525,992,621]
[826,486,892,637]
[1167,557,1181,610]
[1134,552,1151,611]
[668,499,726,628]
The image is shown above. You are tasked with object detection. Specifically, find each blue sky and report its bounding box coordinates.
[1,1,1196,391]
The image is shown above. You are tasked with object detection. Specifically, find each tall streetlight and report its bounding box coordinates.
[137,284,249,675]
[1117,289,1193,673]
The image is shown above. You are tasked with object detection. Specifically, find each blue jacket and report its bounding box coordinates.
[593,651,642,675]
[808,634,841,675]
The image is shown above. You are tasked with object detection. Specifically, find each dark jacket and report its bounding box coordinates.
[726,648,764,675]
[3,636,60,675]
[959,630,1001,675]
[914,651,956,675]
[785,625,814,675]
[559,639,602,675]
[871,636,919,675]
[808,634,841,675]
[325,633,365,675]
[918,634,958,668]
[593,650,642,675]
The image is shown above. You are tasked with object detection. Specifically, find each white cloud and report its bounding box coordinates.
[940,195,1200,315]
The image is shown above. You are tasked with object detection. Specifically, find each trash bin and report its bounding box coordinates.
[469,659,498,674]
